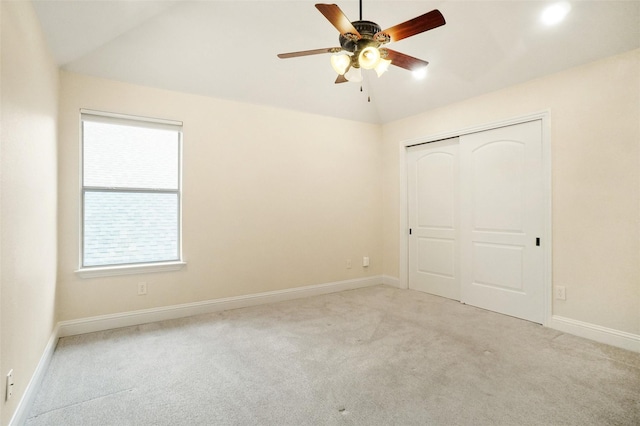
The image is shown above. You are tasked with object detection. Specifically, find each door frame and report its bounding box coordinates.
[399,111,552,326]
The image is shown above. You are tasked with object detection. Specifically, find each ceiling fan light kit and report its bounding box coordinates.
[358,46,381,70]
[330,54,351,75]
[277,2,446,85]
[374,58,392,77]
[344,66,363,83]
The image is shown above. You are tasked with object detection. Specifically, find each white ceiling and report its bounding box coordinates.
[32,0,640,124]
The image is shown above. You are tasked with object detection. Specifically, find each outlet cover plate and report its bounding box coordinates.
[138,282,147,295]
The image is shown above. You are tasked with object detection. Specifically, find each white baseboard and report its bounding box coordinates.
[382,275,401,288]
[13,277,382,425]
[15,281,636,426]
[59,275,383,337]
[548,315,640,353]
[10,324,61,426]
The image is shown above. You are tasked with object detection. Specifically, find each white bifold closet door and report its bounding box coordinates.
[408,120,544,323]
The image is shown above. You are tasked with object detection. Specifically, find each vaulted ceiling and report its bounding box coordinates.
[33,0,640,124]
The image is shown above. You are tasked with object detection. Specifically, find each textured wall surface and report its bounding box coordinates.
[382,49,640,334]
[1,1,59,423]
[57,71,383,321]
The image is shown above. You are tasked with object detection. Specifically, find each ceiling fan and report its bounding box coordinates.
[277,2,446,84]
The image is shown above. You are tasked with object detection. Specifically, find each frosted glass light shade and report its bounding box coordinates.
[374,58,392,77]
[344,66,363,82]
[330,54,351,75]
[359,47,381,70]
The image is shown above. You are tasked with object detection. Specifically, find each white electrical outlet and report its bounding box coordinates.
[346,259,352,269]
[138,282,147,295]
[6,369,14,401]
[362,256,370,267]
[554,285,566,300]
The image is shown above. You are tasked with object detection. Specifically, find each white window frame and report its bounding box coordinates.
[75,109,186,278]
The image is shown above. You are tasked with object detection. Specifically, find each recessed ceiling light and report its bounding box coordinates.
[412,67,428,80]
[541,1,571,26]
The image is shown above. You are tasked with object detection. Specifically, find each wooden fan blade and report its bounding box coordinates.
[335,74,348,84]
[385,49,429,71]
[378,9,445,43]
[278,48,341,59]
[315,4,361,38]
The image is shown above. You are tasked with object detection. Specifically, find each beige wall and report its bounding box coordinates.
[2,7,637,421]
[1,1,59,424]
[382,49,640,335]
[57,71,382,321]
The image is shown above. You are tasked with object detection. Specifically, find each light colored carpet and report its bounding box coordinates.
[26,285,640,425]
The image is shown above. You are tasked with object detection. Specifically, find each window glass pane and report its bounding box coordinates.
[83,191,179,267]
[83,121,179,189]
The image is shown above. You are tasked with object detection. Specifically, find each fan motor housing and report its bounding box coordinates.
[339,20,382,52]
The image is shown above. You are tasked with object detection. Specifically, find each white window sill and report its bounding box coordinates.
[75,261,186,279]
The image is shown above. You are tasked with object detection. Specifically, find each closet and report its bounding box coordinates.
[407,120,544,323]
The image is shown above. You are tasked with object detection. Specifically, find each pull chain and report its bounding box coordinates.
[359,80,371,103]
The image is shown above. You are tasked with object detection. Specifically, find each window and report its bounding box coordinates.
[79,110,183,273]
